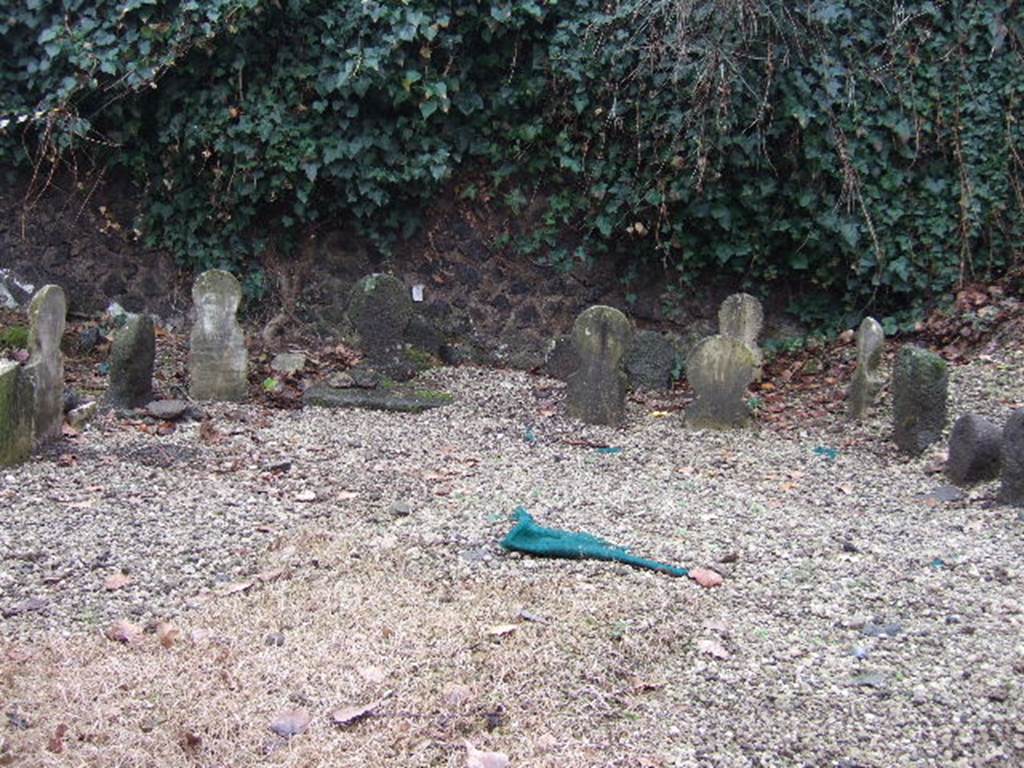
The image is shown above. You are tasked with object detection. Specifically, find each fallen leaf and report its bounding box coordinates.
[696,638,730,659]
[199,420,222,444]
[104,572,133,591]
[337,490,358,501]
[61,423,79,438]
[214,579,254,598]
[269,709,311,738]
[256,567,286,583]
[295,489,316,502]
[487,624,518,638]
[465,740,510,768]
[156,421,176,436]
[156,621,180,648]
[330,691,391,727]
[47,723,68,754]
[689,568,724,588]
[106,619,142,644]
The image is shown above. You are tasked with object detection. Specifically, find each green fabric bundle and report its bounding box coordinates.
[500,507,688,577]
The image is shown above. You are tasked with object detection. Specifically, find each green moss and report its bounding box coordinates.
[413,388,453,403]
[404,346,439,370]
[0,325,28,349]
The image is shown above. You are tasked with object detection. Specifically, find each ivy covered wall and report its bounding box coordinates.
[2,1,1021,324]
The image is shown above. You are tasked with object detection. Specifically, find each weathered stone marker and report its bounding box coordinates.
[892,345,948,455]
[24,284,67,444]
[945,413,1002,486]
[718,293,763,373]
[107,314,155,408]
[565,305,633,426]
[0,361,33,465]
[189,270,248,402]
[685,335,758,429]
[348,274,412,359]
[999,410,1024,505]
[847,317,885,420]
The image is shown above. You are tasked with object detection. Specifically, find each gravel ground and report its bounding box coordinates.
[1,352,1023,767]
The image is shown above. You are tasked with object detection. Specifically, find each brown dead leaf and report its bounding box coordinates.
[465,740,510,768]
[330,691,391,727]
[689,568,724,588]
[103,572,133,591]
[199,420,222,444]
[270,709,311,738]
[156,421,176,436]
[156,621,180,648]
[106,619,142,644]
[61,423,79,438]
[47,723,67,754]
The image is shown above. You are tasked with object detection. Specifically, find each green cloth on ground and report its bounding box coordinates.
[500,507,688,577]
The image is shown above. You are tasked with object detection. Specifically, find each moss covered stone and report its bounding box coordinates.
[685,335,759,429]
[0,361,33,465]
[347,274,413,359]
[892,345,948,455]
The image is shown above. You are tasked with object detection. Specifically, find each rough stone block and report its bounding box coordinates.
[946,413,1002,486]
[892,345,948,455]
[0,361,33,465]
[24,284,67,444]
[107,314,155,408]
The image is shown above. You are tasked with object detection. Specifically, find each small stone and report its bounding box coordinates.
[390,500,412,518]
[326,372,355,388]
[146,400,190,421]
[685,335,759,429]
[986,684,1010,703]
[946,413,1002,486]
[271,353,306,376]
[862,622,902,638]
[189,270,248,402]
[847,317,885,420]
[350,367,380,389]
[107,314,156,408]
[2,597,48,618]
[565,306,634,426]
[850,671,888,688]
[892,345,948,455]
[66,402,97,429]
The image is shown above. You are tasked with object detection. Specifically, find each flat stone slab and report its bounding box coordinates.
[145,400,192,421]
[303,384,452,413]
